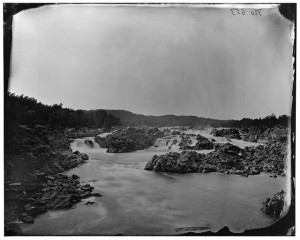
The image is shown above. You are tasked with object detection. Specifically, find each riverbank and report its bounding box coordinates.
[5,124,293,236]
[4,124,103,235]
[19,136,289,235]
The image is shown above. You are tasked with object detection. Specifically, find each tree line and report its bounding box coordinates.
[5,93,290,131]
[107,110,290,129]
[5,93,120,129]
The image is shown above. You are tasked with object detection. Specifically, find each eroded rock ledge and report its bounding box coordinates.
[145,142,286,176]
[94,127,164,153]
[5,124,101,229]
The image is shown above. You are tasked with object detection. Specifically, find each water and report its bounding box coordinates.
[21,130,288,235]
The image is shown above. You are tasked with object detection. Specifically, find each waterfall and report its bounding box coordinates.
[70,138,101,151]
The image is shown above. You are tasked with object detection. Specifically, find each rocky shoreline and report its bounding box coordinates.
[5,124,292,235]
[4,125,102,235]
[145,141,286,176]
[145,125,288,177]
[92,125,288,177]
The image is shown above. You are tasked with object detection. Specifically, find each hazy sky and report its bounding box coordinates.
[9,5,294,120]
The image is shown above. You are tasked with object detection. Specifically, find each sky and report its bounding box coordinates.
[9,4,294,120]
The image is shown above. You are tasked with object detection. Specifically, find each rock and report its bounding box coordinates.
[80,191,92,199]
[170,131,180,135]
[262,190,285,217]
[287,226,295,236]
[194,137,214,150]
[211,128,241,140]
[81,184,94,192]
[5,223,23,236]
[95,127,158,153]
[145,151,204,173]
[201,164,217,173]
[178,138,192,148]
[240,126,288,143]
[144,142,278,176]
[5,124,103,227]
[24,205,47,217]
[21,216,34,224]
[180,135,213,150]
[71,174,80,180]
[21,213,28,217]
[84,139,94,147]
[81,153,89,160]
[91,192,102,197]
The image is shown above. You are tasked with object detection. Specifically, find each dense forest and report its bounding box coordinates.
[5,93,290,131]
[5,93,120,129]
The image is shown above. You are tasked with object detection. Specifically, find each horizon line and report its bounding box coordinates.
[7,91,291,122]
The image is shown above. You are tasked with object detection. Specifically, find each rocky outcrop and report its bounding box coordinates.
[145,141,286,176]
[211,128,241,140]
[145,143,241,174]
[94,127,163,153]
[178,138,192,148]
[194,135,214,150]
[240,126,288,143]
[261,190,286,217]
[211,126,289,143]
[144,151,205,173]
[5,124,101,227]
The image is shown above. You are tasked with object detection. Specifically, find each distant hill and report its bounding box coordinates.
[5,92,290,130]
[106,109,226,127]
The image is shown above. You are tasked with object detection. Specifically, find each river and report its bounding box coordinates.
[20,129,288,235]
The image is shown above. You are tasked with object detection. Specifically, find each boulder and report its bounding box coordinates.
[145,151,204,173]
[84,139,94,147]
[21,216,34,224]
[95,127,158,153]
[24,205,47,217]
[80,191,92,199]
[211,128,241,140]
[261,190,285,217]
[53,195,74,209]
